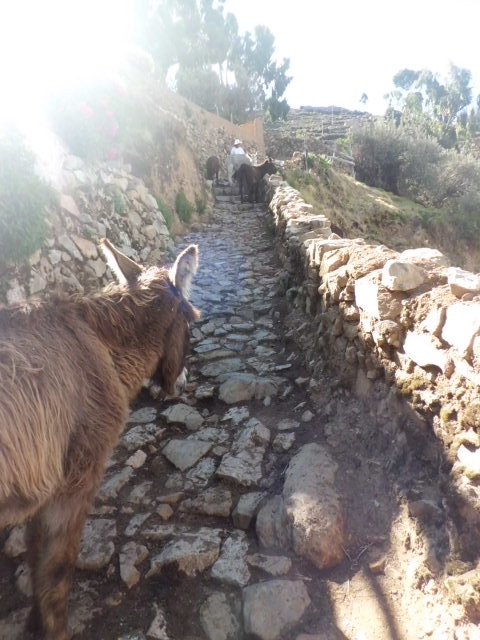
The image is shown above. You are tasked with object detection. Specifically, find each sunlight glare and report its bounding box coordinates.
[0,0,135,132]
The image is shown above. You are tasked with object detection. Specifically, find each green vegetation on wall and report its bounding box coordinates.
[156,197,174,231]
[195,195,206,216]
[175,189,193,223]
[0,132,54,265]
[107,185,127,215]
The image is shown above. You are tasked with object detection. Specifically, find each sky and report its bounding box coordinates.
[0,0,479,135]
[223,0,480,115]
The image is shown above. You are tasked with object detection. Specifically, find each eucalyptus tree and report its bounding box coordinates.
[133,0,291,122]
[385,64,474,148]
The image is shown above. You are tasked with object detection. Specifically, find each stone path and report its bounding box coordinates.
[0,184,474,640]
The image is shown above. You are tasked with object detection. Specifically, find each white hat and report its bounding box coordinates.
[234,139,242,145]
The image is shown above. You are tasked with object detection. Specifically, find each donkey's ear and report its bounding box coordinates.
[99,238,143,285]
[169,244,199,298]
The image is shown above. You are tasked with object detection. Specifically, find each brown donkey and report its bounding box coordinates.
[205,155,220,183]
[0,239,200,639]
[233,157,277,204]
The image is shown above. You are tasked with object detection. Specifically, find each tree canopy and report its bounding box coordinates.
[133,0,291,123]
[384,64,479,149]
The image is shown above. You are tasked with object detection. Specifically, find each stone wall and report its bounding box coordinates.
[264,175,480,548]
[2,156,175,306]
[154,85,265,171]
[0,86,264,307]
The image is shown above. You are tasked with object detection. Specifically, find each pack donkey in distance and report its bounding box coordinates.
[205,155,220,183]
[233,157,277,204]
[0,239,200,640]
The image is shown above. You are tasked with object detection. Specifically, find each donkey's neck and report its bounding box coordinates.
[79,293,171,396]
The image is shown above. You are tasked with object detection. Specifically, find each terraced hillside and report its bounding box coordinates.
[264,105,374,169]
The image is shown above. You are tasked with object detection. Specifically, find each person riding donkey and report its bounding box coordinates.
[227,138,252,184]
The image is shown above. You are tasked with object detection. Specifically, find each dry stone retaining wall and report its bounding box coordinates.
[0,86,265,307]
[155,85,265,172]
[264,175,480,545]
[1,155,176,307]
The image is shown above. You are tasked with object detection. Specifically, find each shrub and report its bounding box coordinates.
[307,153,331,176]
[286,169,315,190]
[352,121,405,193]
[156,197,173,231]
[195,195,206,215]
[107,185,127,214]
[396,136,443,206]
[0,131,54,265]
[353,120,480,239]
[175,190,193,223]
[450,188,480,238]
[435,151,480,206]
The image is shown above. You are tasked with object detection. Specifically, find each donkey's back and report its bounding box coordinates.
[235,157,277,203]
[0,304,128,529]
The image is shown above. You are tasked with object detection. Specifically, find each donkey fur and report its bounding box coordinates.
[0,239,200,640]
[205,155,220,183]
[233,157,277,203]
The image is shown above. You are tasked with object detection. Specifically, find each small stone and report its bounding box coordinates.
[243,580,311,639]
[232,492,267,529]
[146,605,170,639]
[162,439,212,471]
[146,528,223,578]
[161,404,204,431]
[273,432,295,451]
[301,410,314,422]
[369,556,387,574]
[77,519,117,570]
[126,450,148,468]
[119,542,149,589]
[199,592,241,640]
[156,493,184,505]
[128,407,158,424]
[105,590,124,607]
[247,553,292,576]
[157,504,174,521]
[277,418,300,431]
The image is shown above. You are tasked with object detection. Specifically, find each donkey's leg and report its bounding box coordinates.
[24,515,44,637]
[25,491,94,640]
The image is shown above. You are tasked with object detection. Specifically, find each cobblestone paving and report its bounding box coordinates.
[0,186,469,640]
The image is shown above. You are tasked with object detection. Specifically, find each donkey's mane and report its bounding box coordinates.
[0,265,199,334]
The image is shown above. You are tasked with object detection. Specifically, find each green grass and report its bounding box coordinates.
[175,190,193,223]
[0,132,55,265]
[156,197,174,231]
[282,165,470,265]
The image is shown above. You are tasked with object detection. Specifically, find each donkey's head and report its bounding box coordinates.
[99,239,200,397]
[264,157,277,175]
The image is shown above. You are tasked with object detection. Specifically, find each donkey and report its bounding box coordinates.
[233,157,277,204]
[0,239,200,640]
[206,155,220,183]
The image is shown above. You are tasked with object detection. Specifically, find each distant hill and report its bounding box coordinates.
[264,105,376,162]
